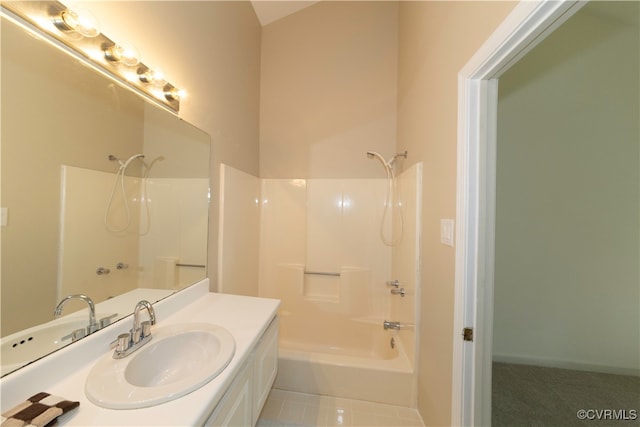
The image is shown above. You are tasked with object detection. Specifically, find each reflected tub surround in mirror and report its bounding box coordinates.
[0,13,211,377]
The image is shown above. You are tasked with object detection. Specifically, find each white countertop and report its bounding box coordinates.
[0,279,280,426]
[1,288,175,376]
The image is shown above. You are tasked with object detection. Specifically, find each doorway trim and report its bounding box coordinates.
[451,1,587,425]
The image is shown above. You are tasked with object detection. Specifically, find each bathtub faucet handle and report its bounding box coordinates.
[390,288,405,297]
[386,280,401,288]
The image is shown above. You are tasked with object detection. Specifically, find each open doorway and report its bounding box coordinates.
[492,1,639,424]
[453,0,639,425]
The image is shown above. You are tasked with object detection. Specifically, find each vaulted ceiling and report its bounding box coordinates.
[250,1,319,26]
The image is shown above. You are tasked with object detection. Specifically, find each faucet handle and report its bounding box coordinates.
[386,280,401,288]
[141,320,152,338]
[110,333,131,353]
[61,328,86,342]
[99,313,118,329]
[390,287,406,297]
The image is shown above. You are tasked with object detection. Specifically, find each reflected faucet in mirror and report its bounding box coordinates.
[54,294,98,335]
[54,295,119,343]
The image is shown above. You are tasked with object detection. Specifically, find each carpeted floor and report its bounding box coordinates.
[492,362,640,426]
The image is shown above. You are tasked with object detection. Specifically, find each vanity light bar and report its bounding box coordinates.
[1,1,182,111]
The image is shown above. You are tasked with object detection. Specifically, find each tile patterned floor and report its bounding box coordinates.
[256,389,424,427]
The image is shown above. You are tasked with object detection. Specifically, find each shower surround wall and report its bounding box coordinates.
[219,163,421,406]
[260,178,391,321]
[58,166,141,302]
[250,0,417,407]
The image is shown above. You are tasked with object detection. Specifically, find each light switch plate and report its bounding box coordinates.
[1,208,7,227]
[440,219,454,247]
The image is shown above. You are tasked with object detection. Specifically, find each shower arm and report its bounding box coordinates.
[389,150,408,166]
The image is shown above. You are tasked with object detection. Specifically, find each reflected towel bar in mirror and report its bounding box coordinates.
[176,263,205,268]
[303,271,341,277]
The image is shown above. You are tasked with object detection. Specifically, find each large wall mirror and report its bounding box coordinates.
[1,13,210,376]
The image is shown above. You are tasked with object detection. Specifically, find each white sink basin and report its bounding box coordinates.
[85,323,235,409]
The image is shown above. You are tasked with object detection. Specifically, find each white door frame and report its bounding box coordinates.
[451,1,588,425]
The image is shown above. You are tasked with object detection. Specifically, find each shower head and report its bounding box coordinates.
[123,153,144,167]
[108,154,127,168]
[366,151,388,165]
[366,151,393,178]
[109,153,145,169]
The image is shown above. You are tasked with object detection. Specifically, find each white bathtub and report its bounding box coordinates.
[273,312,415,406]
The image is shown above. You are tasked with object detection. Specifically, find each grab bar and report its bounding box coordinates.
[176,263,205,268]
[304,270,341,277]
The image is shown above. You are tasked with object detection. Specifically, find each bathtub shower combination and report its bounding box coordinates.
[276,310,415,406]
[220,159,422,407]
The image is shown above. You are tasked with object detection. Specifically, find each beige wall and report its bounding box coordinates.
[84,2,263,291]
[260,1,398,179]
[396,2,516,425]
[1,19,145,335]
[495,1,639,374]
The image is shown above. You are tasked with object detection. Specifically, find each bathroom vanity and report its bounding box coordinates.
[0,280,280,426]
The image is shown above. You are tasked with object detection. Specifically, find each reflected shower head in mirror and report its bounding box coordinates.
[108,153,145,169]
[104,153,147,233]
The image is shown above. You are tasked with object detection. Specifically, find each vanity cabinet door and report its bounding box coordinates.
[204,358,253,427]
[252,317,279,425]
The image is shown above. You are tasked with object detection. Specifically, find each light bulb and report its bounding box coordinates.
[53,9,100,38]
[164,86,185,102]
[104,43,140,67]
[138,69,167,87]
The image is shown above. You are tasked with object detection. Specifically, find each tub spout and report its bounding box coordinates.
[383,320,402,330]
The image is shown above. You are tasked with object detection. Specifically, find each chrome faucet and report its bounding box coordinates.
[383,320,402,330]
[111,300,156,359]
[132,300,156,344]
[54,294,99,334]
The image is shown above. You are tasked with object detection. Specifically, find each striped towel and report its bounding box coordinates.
[1,392,79,427]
